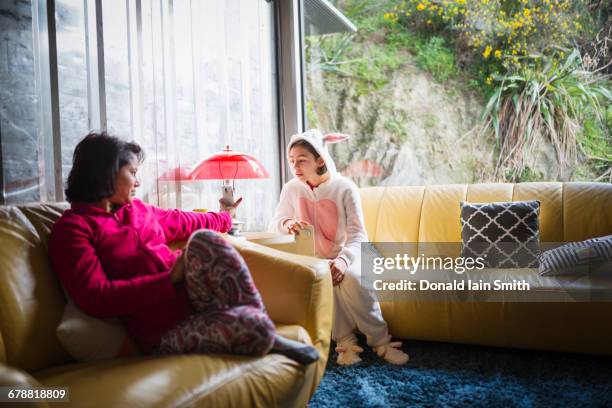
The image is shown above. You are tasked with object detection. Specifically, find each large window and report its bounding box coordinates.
[301,0,611,185]
[0,0,280,231]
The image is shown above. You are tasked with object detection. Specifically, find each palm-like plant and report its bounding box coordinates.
[481,50,611,181]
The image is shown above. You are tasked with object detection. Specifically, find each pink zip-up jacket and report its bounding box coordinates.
[48,199,232,352]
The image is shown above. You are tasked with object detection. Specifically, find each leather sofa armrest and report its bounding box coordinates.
[170,236,332,353]
[0,363,49,408]
[226,236,333,389]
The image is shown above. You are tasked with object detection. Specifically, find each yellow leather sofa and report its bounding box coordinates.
[360,182,612,355]
[0,203,332,407]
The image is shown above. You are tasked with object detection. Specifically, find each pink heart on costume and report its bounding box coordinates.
[297,197,338,258]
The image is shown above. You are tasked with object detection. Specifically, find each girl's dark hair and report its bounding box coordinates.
[65,132,144,203]
[289,139,327,175]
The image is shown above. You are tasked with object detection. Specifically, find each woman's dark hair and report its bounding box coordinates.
[289,139,327,175]
[65,132,144,203]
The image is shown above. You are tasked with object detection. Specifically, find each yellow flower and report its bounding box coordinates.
[486,76,493,85]
[494,50,502,59]
[523,8,531,18]
[417,3,426,11]
[483,45,492,59]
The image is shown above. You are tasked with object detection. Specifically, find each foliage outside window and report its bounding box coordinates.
[304,0,611,185]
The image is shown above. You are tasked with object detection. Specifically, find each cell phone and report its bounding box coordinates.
[222,185,234,205]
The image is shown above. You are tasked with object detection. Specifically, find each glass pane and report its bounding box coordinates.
[103,0,131,137]
[189,0,280,231]
[139,0,167,206]
[302,2,612,185]
[170,0,197,210]
[302,1,477,187]
[0,0,41,203]
[302,0,377,186]
[56,0,89,182]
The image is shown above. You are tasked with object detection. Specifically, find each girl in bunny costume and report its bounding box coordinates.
[269,129,409,365]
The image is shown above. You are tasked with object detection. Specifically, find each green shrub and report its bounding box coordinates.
[481,50,611,180]
[416,37,457,82]
[388,0,593,72]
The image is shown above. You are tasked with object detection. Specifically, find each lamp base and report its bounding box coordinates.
[228,219,245,236]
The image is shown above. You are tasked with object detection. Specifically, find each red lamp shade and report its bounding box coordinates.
[190,146,269,180]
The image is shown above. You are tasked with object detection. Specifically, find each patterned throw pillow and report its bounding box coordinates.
[460,200,541,268]
[539,235,612,276]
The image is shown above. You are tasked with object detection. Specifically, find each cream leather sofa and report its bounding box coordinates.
[0,203,332,407]
[360,182,612,355]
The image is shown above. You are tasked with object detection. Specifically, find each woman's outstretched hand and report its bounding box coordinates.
[219,197,243,219]
[170,252,185,284]
[285,219,310,235]
[329,258,347,286]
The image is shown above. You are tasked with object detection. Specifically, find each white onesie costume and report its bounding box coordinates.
[269,130,391,348]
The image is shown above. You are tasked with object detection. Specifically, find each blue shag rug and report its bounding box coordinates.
[310,336,612,407]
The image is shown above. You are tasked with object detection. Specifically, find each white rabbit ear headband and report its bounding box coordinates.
[295,129,350,149]
[288,129,350,176]
[322,133,350,145]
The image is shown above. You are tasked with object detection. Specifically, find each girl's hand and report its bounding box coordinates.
[285,219,310,235]
[329,258,348,286]
[170,252,185,284]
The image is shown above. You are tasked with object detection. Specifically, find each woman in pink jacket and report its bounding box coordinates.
[49,132,318,365]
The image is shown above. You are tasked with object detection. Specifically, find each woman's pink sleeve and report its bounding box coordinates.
[150,205,232,242]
